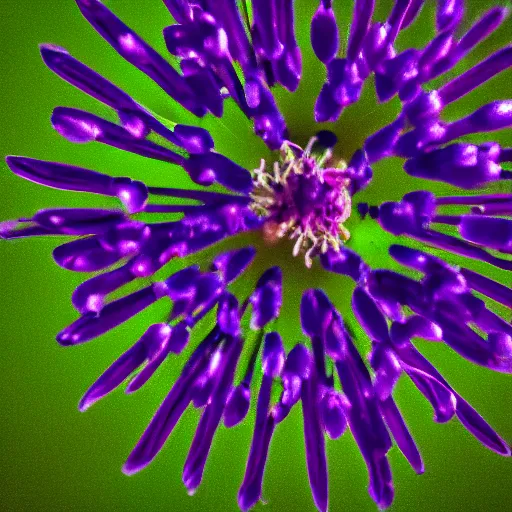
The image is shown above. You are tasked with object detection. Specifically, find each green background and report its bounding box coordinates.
[1,0,511,510]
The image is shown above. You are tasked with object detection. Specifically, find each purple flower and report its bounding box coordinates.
[2,0,511,510]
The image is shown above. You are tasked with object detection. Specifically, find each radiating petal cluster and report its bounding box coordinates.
[2,1,511,511]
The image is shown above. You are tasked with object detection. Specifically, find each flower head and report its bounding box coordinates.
[2,0,511,511]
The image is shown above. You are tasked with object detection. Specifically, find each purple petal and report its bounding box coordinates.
[352,287,390,343]
[300,289,333,338]
[250,267,283,329]
[211,247,256,284]
[301,368,328,512]
[459,268,512,309]
[183,338,243,493]
[436,0,463,32]
[75,0,202,115]
[79,341,147,412]
[126,323,191,394]
[379,397,424,474]
[238,374,273,511]
[439,46,512,106]
[123,330,221,474]
[72,263,135,313]
[217,293,241,336]
[52,107,184,164]
[53,236,122,272]
[40,44,139,112]
[79,323,171,410]
[320,246,365,281]
[403,144,502,189]
[319,389,347,440]
[364,116,405,162]
[5,156,148,213]
[184,152,253,192]
[459,215,512,252]
[252,0,283,59]
[57,282,169,345]
[347,0,375,62]
[397,343,511,455]
[370,344,402,401]
[456,7,509,58]
[33,208,126,236]
[262,332,285,378]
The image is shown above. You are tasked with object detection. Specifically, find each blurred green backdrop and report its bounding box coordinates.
[0,0,511,511]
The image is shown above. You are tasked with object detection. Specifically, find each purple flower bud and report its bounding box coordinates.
[250,267,283,329]
[319,389,348,439]
[300,289,333,338]
[217,293,240,336]
[311,2,339,63]
[370,345,402,401]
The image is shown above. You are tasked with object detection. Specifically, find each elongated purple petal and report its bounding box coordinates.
[301,367,328,512]
[72,263,135,313]
[57,282,169,345]
[459,215,512,252]
[347,0,375,62]
[439,46,512,105]
[79,323,171,410]
[123,330,221,474]
[379,397,424,474]
[352,287,390,343]
[75,0,202,115]
[5,156,148,213]
[183,337,242,493]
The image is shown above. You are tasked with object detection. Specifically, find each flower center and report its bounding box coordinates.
[250,136,352,268]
